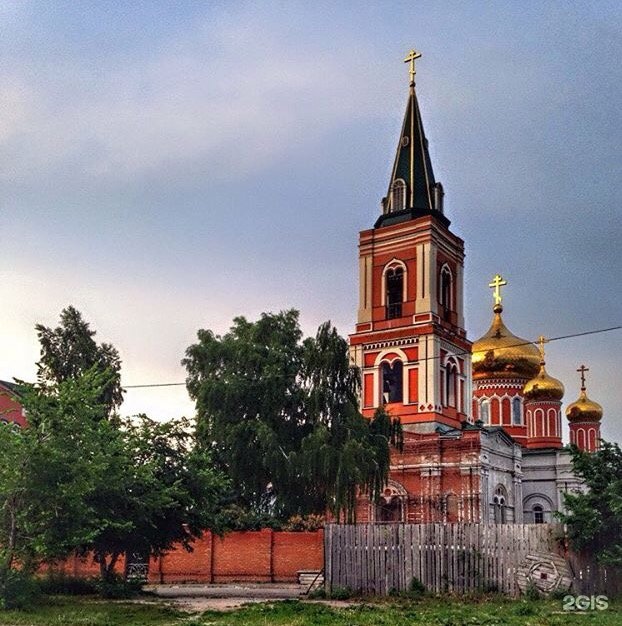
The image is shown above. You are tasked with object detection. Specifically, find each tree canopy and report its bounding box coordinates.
[183,310,399,522]
[0,372,111,597]
[560,441,622,566]
[83,414,230,580]
[36,305,124,415]
[0,307,231,604]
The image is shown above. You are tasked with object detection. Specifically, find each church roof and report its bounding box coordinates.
[0,380,21,395]
[375,51,448,229]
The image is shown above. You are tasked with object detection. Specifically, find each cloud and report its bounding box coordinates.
[0,7,389,186]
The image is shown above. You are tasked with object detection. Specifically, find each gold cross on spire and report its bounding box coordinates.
[488,274,507,308]
[404,49,422,84]
[577,364,589,390]
[537,335,548,362]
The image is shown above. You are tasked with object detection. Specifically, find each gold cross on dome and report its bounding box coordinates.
[488,274,507,307]
[404,49,422,84]
[577,364,589,389]
[537,335,548,361]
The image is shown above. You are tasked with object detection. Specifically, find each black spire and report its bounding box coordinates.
[375,52,447,228]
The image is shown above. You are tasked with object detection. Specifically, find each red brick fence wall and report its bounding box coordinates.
[51,529,324,584]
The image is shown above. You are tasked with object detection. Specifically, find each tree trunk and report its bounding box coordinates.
[0,498,18,599]
[99,552,121,582]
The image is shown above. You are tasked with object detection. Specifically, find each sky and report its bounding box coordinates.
[1,1,621,441]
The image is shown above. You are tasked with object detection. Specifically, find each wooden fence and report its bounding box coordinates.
[325,523,564,596]
[567,551,622,597]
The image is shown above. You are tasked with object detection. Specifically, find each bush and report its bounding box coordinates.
[307,586,326,599]
[408,577,426,596]
[524,581,541,600]
[96,574,142,599]
[282,514,325,532]
[0,571,42,610]
[514,601,536,616]
[549,587,568,600]
[38,573,98,596]
[329,586,352,600]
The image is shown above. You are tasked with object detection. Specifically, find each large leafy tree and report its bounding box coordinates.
[560,441,622,566]
[183,310,398,522]
[0,372,111,597]
[0,375,230,589]
[84,415,229,581]
[35,306,124,415]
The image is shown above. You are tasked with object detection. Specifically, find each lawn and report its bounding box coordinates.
[0,596,620,626]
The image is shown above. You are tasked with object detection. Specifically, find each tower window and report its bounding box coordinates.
[439,266,452,321]
[512,397,522,425]
[533,504,544,524]
[391,179,406,212]
[386,267,403,319]
[382,360,403,403]
[445,362,457,408]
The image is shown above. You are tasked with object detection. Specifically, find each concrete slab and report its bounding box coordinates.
[144,583,302,600]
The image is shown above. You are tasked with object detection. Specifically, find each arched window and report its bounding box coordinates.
[386,267,403,319]
[493,485,507,523]
[480,399,490,424]
[445,362,457,408]
[438,265,453,312]
[533,504,544,524]
[382,361,403,403]
[391,179,406,212]
[512,397,522,425]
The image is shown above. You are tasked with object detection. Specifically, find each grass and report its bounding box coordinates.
[197,596,622,626]
[0,595,620,626]
[0,596,184,626]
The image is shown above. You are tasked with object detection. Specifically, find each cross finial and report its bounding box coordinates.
[488,274,507,309]
[577,364,589,391]
[537,335,548,362]
[404,49,422,85]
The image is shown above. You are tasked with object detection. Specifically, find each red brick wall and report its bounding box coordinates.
[49,529,324,584]
[212,529,272,582]
[272,531,324,581]
[149,529,324,584]
[0,384,27,428]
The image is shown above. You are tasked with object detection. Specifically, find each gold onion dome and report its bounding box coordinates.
[472,303,541,381]
[523,336,564,401]
[523,364,564,402]
[566,366,603,422]
[566,391,603,422]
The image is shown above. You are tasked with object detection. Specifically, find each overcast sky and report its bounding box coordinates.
[2,1,621,442]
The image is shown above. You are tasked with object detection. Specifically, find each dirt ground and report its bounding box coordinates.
[143,583,353,612]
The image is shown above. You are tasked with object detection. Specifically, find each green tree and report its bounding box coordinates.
[0,372,110,600]
[184,310,306,514]
[36,306,124,415]
[183,311,397,522]
[83,415,229,581]
[560,441,622,566]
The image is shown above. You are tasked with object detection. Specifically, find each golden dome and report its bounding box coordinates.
[566,390,603,423]
[524,364,565,401]
[472,305,541,381]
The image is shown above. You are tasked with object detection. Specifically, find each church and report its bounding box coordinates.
[350,50,604,525]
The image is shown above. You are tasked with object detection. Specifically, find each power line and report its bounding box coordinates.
[125,382,187,389]
[122,324,622,389]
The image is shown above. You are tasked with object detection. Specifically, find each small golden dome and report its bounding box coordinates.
[566,390,603,423]
[472,305,541,381]
[524,364,565,401]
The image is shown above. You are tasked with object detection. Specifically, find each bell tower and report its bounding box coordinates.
[349,50,471,431]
